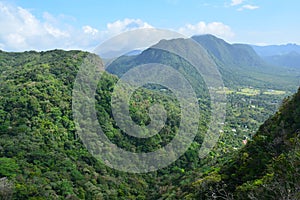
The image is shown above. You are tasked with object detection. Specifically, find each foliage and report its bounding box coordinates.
[178,88,300,199]
[0,46,299,199]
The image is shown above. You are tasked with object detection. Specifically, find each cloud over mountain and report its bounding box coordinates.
[178,21,235,39]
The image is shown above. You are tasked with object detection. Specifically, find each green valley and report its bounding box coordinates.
[0,35,299,199]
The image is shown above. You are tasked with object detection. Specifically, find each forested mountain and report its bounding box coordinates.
[191,34,265,68]
[0,44,299,199]
[0,50,154,199]
[0,49,219,199]
[107,35,300,91]
[191,35,300,90]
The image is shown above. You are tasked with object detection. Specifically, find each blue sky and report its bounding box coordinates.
[0,0,299,51]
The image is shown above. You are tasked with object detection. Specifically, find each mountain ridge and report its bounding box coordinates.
[191,34,266,68]
[252,43,300,57]
[107,34,299,91]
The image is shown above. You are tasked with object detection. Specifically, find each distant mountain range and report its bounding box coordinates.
[251,43,300,68]
[106,34,300,91]
[263,51,300,68]
[252,43,300,57]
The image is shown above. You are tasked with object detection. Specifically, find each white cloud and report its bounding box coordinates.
[179,21,235,39]
[5,33,27,50]
[238,4,259,11]
[44,24,69,38]
[0,2,237,52]
[0,2,71,51]
[230,0,244,6]
[106,18,153,36]
[82,25,99,35]
[0,2,154,51]
[229,0,259,11]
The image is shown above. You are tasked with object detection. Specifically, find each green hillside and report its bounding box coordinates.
[191,35,300,90]
[178,88,300,199]
[0,49,298,199]
[191,34,265,67]
[0,50,154,199]
[107,36,299,91]
[0,50,215,199]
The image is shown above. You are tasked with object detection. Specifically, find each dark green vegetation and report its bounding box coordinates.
[108,35,299,90]
[176,88,300,199]
[0,35,299,199]
[0,50,151,199]
[190,35,300,90]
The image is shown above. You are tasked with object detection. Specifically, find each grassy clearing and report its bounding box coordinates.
[263,90,286,95]
[236,88,260,96]
[216,87,235,94]
[217,87,286,96]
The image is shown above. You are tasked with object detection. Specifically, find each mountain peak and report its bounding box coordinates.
[191,34,264,68]
[191,34,229,45]
[192,34,222,39]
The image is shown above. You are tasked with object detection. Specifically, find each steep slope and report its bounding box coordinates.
[0,50,152,199]
[0,50,213,199]
[220,87,300,198]
[179,87,300,199]
[191,35,300,90]
[106,38,212,100]
[191,34,265,68]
